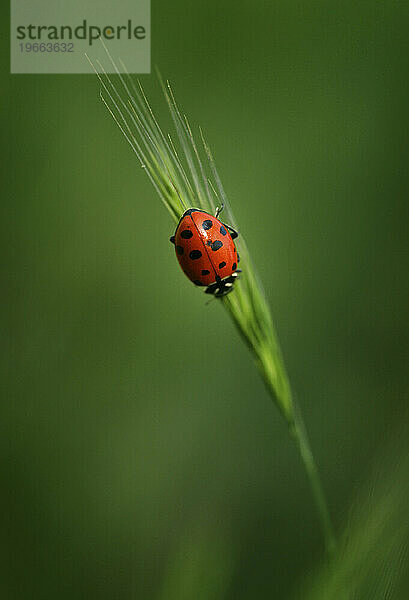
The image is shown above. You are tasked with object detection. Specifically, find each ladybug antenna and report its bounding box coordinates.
[205,295,218,306]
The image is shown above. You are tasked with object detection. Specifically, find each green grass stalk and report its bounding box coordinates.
[87,49,336,556]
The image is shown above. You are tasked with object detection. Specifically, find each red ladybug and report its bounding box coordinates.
[170,205,240,297]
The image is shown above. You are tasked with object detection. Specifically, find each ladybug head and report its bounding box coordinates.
[205,272,241,297]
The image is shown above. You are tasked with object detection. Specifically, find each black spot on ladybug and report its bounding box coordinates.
[180,229,193,239]
[220,225,227,236]
[193,280,204,286]
[211,240,223,251]
[202,219,213,230]
[201,269,210,275]
[170,235,175,244]
[219,261,226,269]
[176,245,184,255]
[233,246,236,253]
[189,250,202,260]
[232,262,237,271]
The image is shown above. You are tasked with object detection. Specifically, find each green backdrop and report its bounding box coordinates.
[2,1,408,598]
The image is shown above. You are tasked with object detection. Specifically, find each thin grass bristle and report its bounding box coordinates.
[89,46,336,556]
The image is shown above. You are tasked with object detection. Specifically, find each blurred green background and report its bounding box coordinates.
[2,1,408,598]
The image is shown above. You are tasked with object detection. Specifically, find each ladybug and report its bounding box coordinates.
[170,205,241,297]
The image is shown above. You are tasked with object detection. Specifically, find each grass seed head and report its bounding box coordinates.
[88,49,295,425]
[89,46,337,556]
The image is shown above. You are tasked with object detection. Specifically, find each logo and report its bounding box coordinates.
[11,1,150,74]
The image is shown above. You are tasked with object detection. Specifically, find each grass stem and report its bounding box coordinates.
[289,410,337,557]
[92,60,337,558]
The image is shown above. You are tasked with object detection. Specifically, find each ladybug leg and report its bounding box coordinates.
[222,222,239,240]
[214,203,239,240]
[214,202,224,219]
[169,235,175,244]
